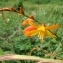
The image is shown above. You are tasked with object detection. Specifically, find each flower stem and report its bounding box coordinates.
[0,54,62,63]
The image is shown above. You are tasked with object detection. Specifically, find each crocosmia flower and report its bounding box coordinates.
[22,18,59,42]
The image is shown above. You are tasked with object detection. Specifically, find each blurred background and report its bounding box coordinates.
[0,0,63,63]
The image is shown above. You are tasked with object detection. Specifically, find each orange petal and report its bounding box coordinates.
[28,20,39,28]
[28,30,40,37]
[23,31,30,37]
[23,26,36,37]
[46,30,56,38]
[22,19,28,26]
[22,18,34,26]
[45,24,59,30]
[23,26,36,32]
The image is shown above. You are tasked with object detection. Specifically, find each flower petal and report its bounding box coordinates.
[22,19,28,26]
[45,24,59,30]
[28,19,39,28]
[22,18,39,28]
[23,26,36,32]
[23,26,36,37]
[46,30,56,38]
[23,31,30,37]
[28,30,40,37]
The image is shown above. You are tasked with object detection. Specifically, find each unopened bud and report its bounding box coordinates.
[29,15,34,19]
[20,7,25,15]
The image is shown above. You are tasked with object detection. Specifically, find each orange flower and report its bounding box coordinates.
[22,18,33,26]
[23,21,59,42]
[22,18,59,42]
[22,15,38,27]
[23,26,36,37]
